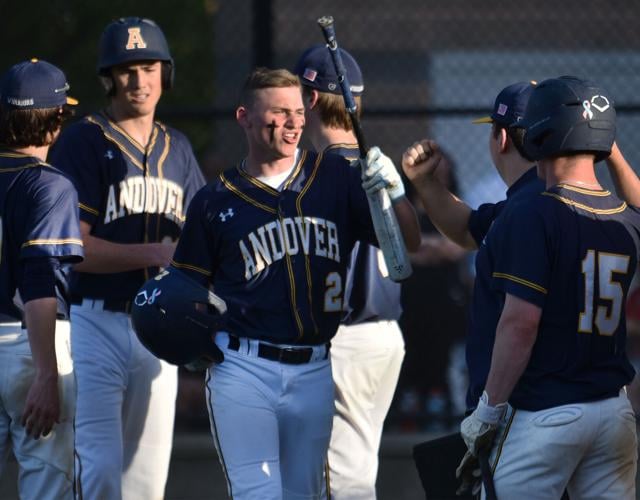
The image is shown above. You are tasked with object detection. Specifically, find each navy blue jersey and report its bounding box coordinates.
[323,144,402,324]
[172,149,377,345]
[50,112,205,302]
[490,184,640,411]
[468,168,543,247]
[0,150,83,321]
[466,168,543,409]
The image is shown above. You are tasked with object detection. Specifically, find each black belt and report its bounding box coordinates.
[72,299,133,314]
[227,335,330,365]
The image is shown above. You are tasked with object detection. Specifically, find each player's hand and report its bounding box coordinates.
[21,370,60,439]
[455,450,482,496]
[460,391,506,456]
[151,242,177,268]
[401,140,443,184]
[361,146,405,201]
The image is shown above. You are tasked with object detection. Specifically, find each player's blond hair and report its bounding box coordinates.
[301,86,361,131]
[239,68,301,107]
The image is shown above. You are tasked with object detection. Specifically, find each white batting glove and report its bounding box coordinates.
[460,391,507,457]
[361,146,405,202]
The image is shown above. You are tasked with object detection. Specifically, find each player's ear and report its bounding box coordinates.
[497,127,509,153]
[308,89,319,109]
[236,106,250,128]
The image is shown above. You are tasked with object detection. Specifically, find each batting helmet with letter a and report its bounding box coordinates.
[521,75,616,162]
[97,17,175,94]
[131,266,226,366]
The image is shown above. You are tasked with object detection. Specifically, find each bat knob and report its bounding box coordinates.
[317,15,334,27]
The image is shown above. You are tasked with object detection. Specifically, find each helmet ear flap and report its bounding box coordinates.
[161,61,174,90]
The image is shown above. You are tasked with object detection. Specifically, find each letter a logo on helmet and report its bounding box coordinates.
[126,27,147,50]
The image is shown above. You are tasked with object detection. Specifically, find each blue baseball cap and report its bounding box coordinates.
[473,81,536,127]
[294,44,364,96]
[0,58,78,110]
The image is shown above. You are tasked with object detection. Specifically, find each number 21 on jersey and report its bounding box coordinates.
[579,250,630,335]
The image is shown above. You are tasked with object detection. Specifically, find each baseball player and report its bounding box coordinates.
[0,59,83,499]
[404,82,542,410]
[402,82,542,494]
[171,67,420,499]
[49,18,205,499]
[452,76,639,499]
[293,45,406,499]
[404,81,640,496]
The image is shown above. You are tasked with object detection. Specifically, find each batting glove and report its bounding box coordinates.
[361,146,405,202]
[455,450,482,496]
[460,391,507,457]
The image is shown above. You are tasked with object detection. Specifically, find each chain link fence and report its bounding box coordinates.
[181,1,640,429]
[206,0,640,206]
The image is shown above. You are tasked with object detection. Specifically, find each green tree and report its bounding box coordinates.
[0,0,216,158]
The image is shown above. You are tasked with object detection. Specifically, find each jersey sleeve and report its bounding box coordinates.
[19,170,84,263]
[490,204,550,307]
[50,123,105,226]
[171,188,215,286]
[468,200,506,246]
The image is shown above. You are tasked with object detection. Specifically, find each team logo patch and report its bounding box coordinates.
[104,150,114,160]
[582,95,610,120]
[303,68,317,82]
[219,208,234,222]
[126,27,147,50]
[134,288,162,306]
[497,103,508,116]
[328,83,337,91]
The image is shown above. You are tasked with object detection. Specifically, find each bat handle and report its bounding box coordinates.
[317,15,366,157]
[478,448,498,500]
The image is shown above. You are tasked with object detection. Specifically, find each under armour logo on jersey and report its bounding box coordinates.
[219,208,234,222]
[126,27,147,50]
[104,150,114,160]
[134,288,162,306]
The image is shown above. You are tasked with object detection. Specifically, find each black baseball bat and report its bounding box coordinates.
[317,15,367,158]
[316,15,412,281]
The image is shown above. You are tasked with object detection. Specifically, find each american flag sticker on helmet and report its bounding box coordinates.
[303,68,317,82]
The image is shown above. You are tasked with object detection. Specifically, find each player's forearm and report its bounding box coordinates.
[74,234,175,273]
[392,196,421,252]
[484,296,539,406]
[412,179,477,250]
[23,298,58,377]
[606,143,640,207]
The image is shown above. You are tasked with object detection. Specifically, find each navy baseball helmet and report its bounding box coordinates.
[131,267,226,366]
[521,76,616,162]
[294,44,364,96]
[97,17,174,91]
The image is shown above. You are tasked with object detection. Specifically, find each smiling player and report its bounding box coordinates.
[50,17,205,499]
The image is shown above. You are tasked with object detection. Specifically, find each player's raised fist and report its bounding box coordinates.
[401,139,442,183]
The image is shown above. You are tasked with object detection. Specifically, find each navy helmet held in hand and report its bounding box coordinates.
[131,266,226,366]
